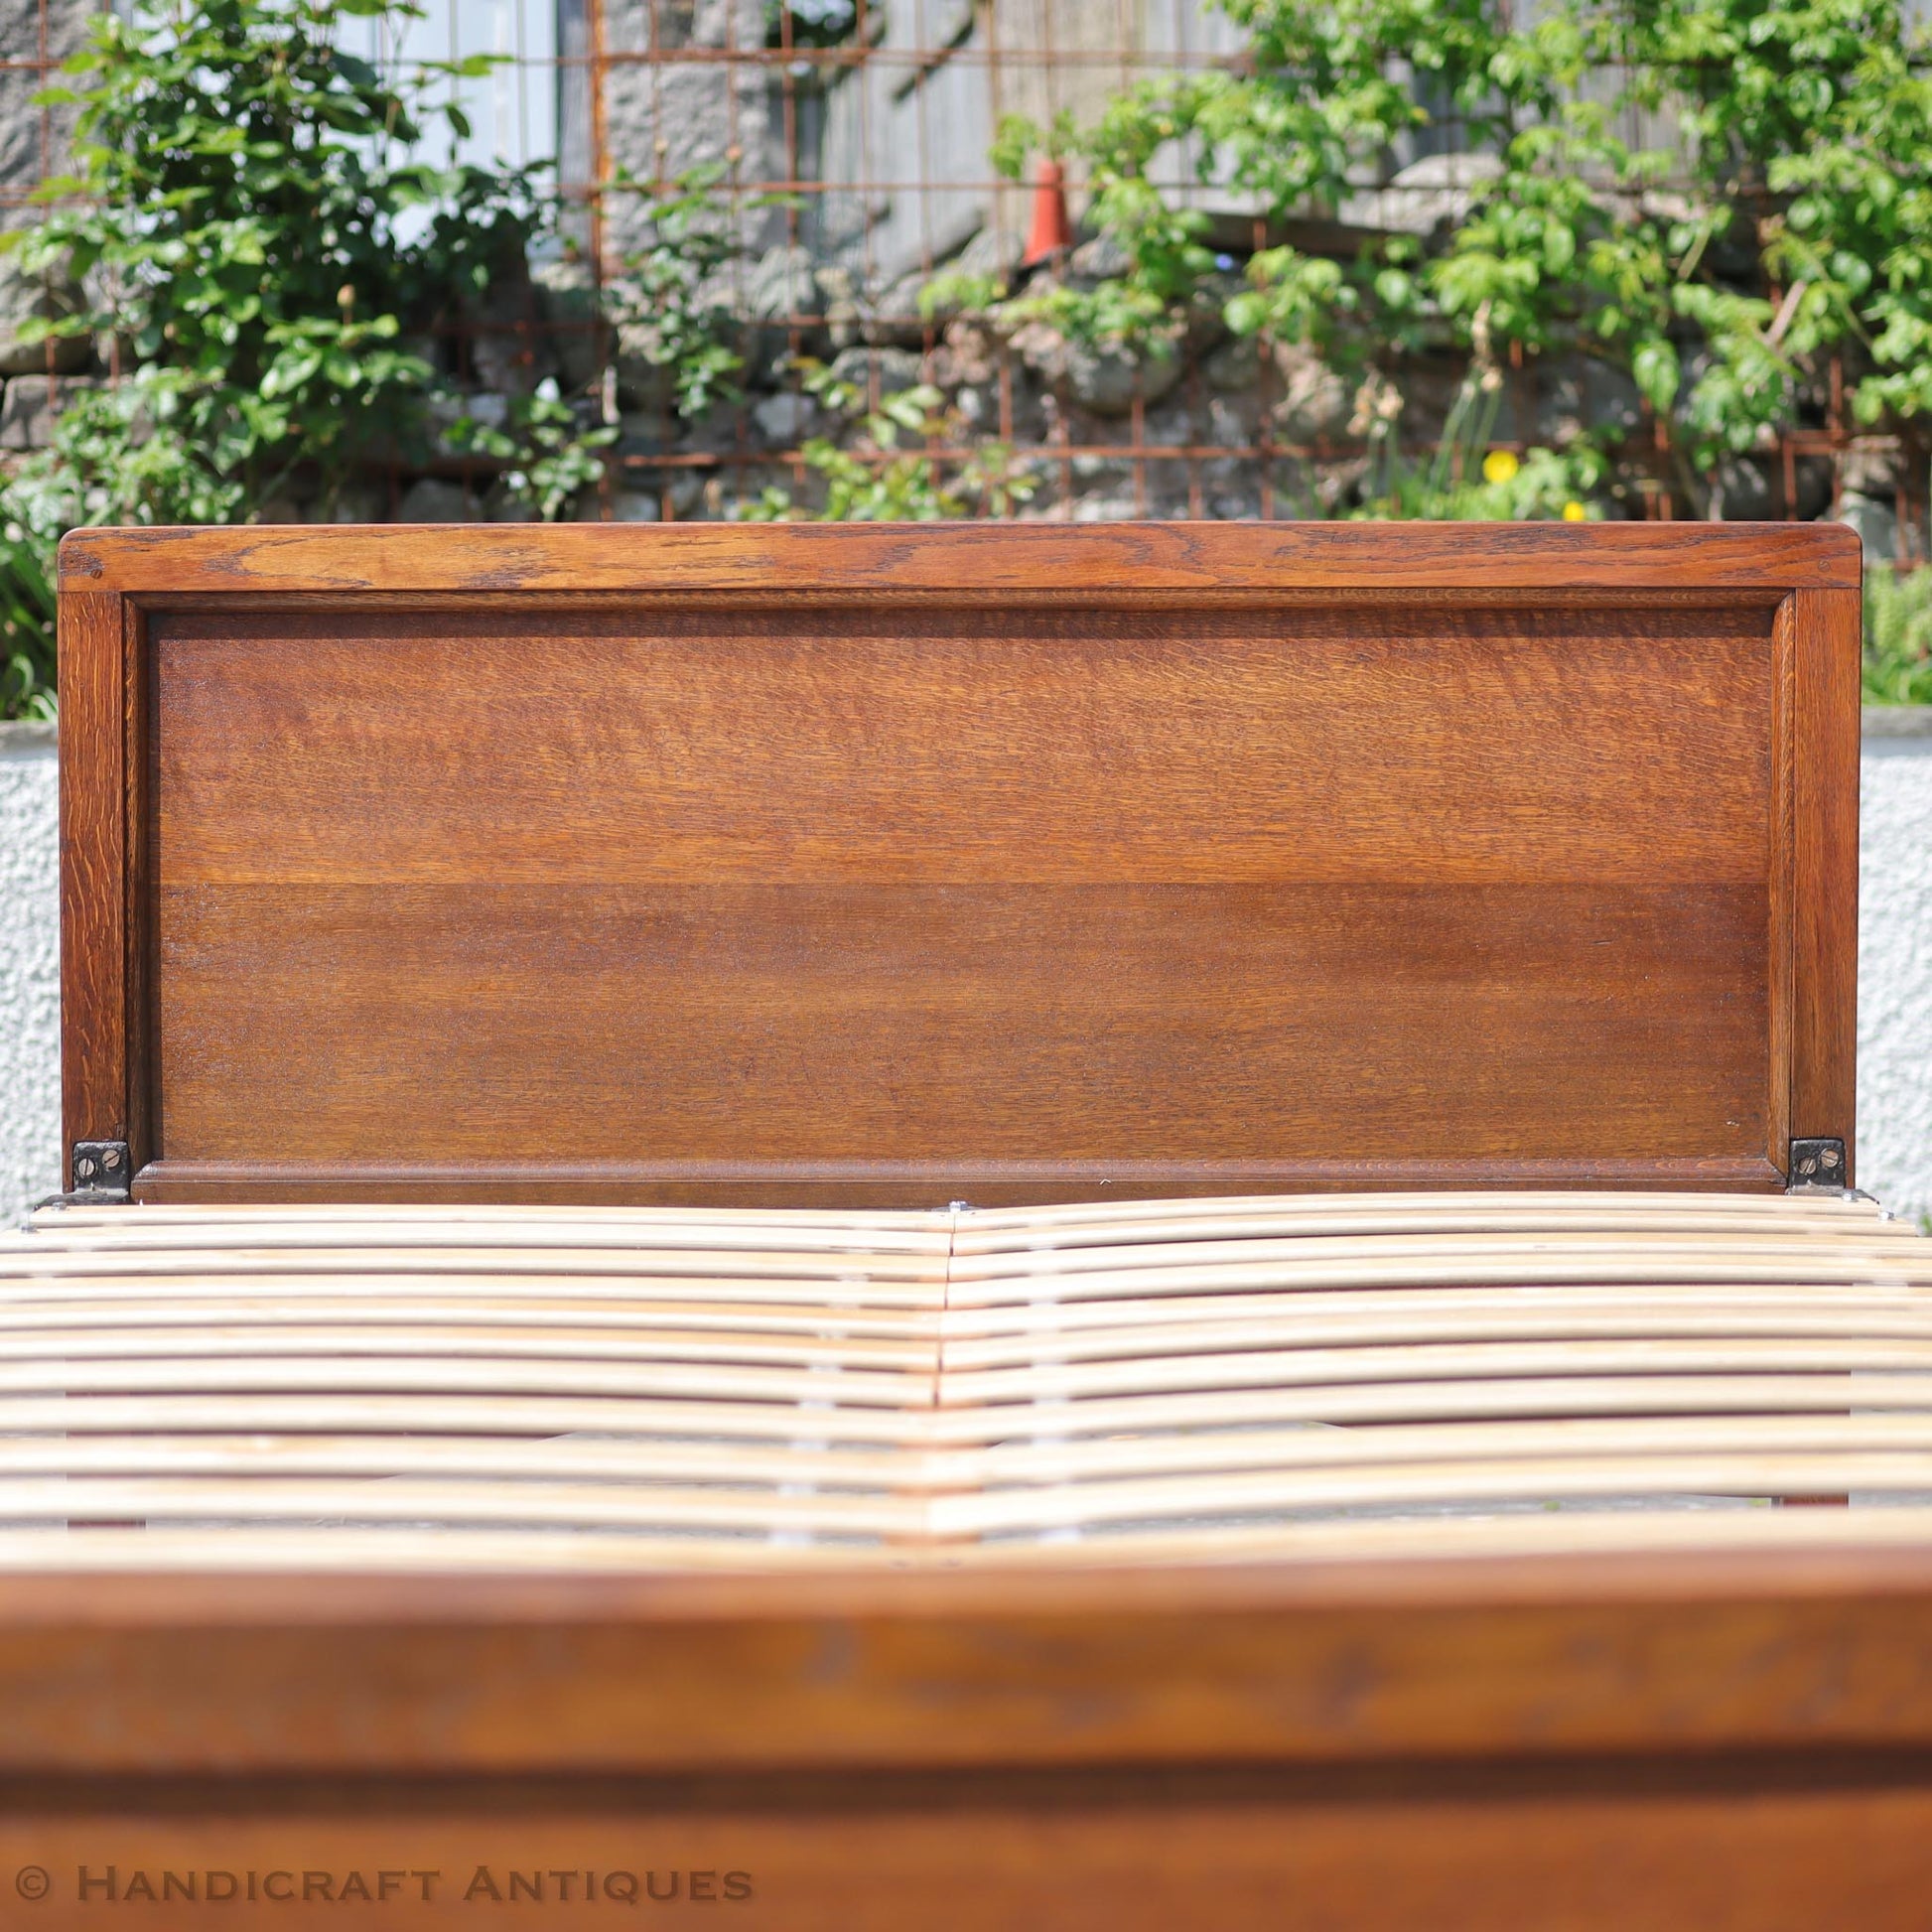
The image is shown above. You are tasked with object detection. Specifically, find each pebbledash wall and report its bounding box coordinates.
[0,721,58,1224]
[1859,711,1932,1223]
[1,713,1929,1226]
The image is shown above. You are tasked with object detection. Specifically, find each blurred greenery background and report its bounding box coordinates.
[4,0,1932,717]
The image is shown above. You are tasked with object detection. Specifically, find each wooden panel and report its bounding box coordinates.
[53,521,1862,1204]
[153,881,1768,1164]
[62,518,1863,593]
[147,599,1776,1200]
[2,1767,1932,1928]
[123,589,154,1177]
[57,589,129,1176]
[154,604,1773,887]
[128,1157,1789,1205]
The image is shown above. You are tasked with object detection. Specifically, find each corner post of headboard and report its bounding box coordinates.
[55,547,141,1199]
[1784,581,1863,1188]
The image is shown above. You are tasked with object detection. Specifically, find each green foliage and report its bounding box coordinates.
[9,0,553,523]
[606,167,787,420]
[988,0,1932,511]
[443,378,618,521]
[991,109,1077,181]
[917,269,1009,323]
[0,496,59,723]
[1344,358,1608,519]
[0,0,629,715]
[997,278,1181,358]
[1864,566,1932,704]
[742,361,1038,522]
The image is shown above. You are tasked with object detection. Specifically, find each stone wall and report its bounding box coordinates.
[0,0,86,212]
[597,0,775,265]
[4,713,1930,1226]
[0,0,92,448]
[0,0,1903,538]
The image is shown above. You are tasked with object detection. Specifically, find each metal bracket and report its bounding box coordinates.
[62,1140,132,1205]
[1786,1137,1848,1193]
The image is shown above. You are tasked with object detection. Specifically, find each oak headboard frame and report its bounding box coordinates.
[56,521,1862,1206]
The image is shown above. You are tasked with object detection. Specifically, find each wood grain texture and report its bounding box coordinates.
[29,514,1895,1930]
[57,589,129,1174]
[145,598,1780,1200]
[127,1156,1790,1206]
[4,1548,1932,1770]
[60,518,1863,594]
[1768,594,1797,1173]
[153,882,1770,1165]
[122,588,154,1177]
[152,604,1773,887]
[1,1766,1932,1929]
[1790,585,1863,1178]
[57,522,1863,1203]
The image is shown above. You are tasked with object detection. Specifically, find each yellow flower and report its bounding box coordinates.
[1562,499,1587,522]
[1480,449,1520,485]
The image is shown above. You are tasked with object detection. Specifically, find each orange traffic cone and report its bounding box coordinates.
[1022,156,1072,267]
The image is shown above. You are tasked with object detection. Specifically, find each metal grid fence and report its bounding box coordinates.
[0,0,1909,540]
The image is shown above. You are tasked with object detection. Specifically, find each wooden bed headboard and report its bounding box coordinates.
[56,521,1862,1206]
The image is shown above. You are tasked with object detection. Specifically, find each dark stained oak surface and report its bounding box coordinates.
[51,523,1861,1201]
[142,595,1785,1197]
[154,604,1773,887]
[155,881,1769,1164]
[61,516,1863,593]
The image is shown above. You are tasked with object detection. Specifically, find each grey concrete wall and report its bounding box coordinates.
[1858,709,1932,1220]
[1,713,1929,1224]
[0,722,57,1225]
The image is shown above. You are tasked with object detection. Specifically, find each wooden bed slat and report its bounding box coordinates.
[0,1355,933,1405]
[951,1232,1932,1275]
[946,1190,1894,1234]
[7,1195,1928,1564]
[0,1474,917,1536]
[0,1413,1926,1490]
[0,1450,1913,1537]
[3,1503,1932,1576]
[0,1272,947,1311]
[0,1322,934,1369]
[0,1374,1923,1446]
[0,1245,951,1285]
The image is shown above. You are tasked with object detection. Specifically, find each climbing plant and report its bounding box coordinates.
[741,360,1038,521]
[7,0,563,524]
[982,0,1932,522]
[0,0,622,716]
[1865,565,1932,704]
[0,487,58,723]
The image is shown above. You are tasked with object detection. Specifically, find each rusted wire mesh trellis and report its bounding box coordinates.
[0,0,1909,536]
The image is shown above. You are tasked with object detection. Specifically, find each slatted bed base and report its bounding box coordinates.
[4,1190,1926,1573]
[21,524,1907,1923]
